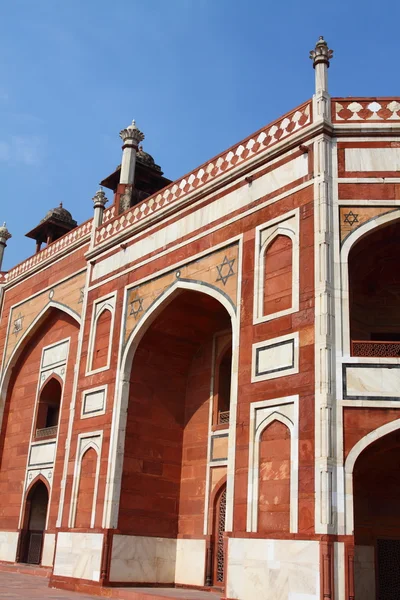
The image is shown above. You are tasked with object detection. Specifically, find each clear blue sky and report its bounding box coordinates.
[1,0,399,269]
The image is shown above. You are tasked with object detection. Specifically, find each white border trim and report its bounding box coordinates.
[246,395,299,533]
[86,292,117,375]
[81,385,108,419]
[251,332,299,382]
[69,430,103,529]
[253,208,300,324]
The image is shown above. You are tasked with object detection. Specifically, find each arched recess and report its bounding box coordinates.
[75,447,98,528]
[344,418,400,535]
[213,340,232,427]
[212,481,227,587]
[91,307,112,371]
[340,209,400,356]
[257,224,298,321]
[250,412,298,533]
[262,232,293,317]
[103,279,238,535]
[69,437,101,529]
[18,476,50,564]
[0,302,80,431]
[34,375,63,438]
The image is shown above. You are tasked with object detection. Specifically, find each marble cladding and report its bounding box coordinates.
[93,154,309,280]
[41,533,56,567]
[345,147,400,172]
[82,388,106,417]
[29,441,56,466]
[175,539,206,586]
[345,365,400,399]
[226,538,320,600]
[252,333,299,382]
[0,531,18,562]
[354,545,375,600]
[53,532,103,581]
[109,535,176,583]
[42,340,69,369]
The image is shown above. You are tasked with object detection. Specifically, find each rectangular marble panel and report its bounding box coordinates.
[82,388,106,417]
[345,147,400,172]
[109,535,176,583]
[354,545,375,600]
[29,441,56,466]
[252,333,299,382]
[345,364,400,399]
[53,532,103,581]
[42,340,69,369]
[227,538,320,600]
[41,533,56,567]
[0,531,18,562]
[93,154,309,280]
[175,539,206,586]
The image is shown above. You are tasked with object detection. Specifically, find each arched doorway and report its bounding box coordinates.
[117,288,233,583]
[352,428,400,599]
[349,219,400,358]
[19,480,49,564]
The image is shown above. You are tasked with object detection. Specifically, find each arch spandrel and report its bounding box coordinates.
[2,270,85,371]
[339,205,398,244]
[124,243,239,347]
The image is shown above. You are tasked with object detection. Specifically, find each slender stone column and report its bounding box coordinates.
[310,36,333,121]
[119,120,145,185]
[310,37,337,534]
[92,187,108,228]
[0,222,11,270]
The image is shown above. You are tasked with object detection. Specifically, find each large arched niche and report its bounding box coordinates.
[350,427,400,599]
[0,306,79,532]
[346,217,400,356]
[116,285,234,540]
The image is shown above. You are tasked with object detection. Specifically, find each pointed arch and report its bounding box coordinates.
[250,412,298,534]
[103,278,239,533]
[0,302,80,438]
[344,418,400,534]
[340,209,400,355]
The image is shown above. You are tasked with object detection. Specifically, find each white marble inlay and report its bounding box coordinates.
[109,535,176,583]
[345,147,400,172]
[252,333,299,382]
[82,388,106,417]
[346,366,400,398]
[53,532,103,581]
[0,531,18,562]
[41,533,56,567]
[93,154,309,280]
[175,538,206,586]
[42,340,69,369]
[29,441,56,466]
[227,538,319,600]
[354,545,375,600]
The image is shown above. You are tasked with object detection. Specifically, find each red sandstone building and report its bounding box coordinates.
[0,37,399,600]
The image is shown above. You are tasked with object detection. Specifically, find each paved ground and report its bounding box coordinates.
[0,570,222,600]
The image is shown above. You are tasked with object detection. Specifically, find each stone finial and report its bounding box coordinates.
[92,187,108,209]
[309,36,333,69]
[119,120,145,145]
[0,222,11,244]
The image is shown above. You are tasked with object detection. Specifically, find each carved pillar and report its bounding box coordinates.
[92,188,108,228]
[118,120,145,214]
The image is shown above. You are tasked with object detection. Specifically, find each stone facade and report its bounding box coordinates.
[0,38,400,599]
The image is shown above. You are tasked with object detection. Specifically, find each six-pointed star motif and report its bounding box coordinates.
[216,256,235,286]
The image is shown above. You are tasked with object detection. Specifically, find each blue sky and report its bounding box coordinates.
[1,0,399,269]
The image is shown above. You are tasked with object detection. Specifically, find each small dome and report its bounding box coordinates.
[137,146,161,172]
[40,203,76,225]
